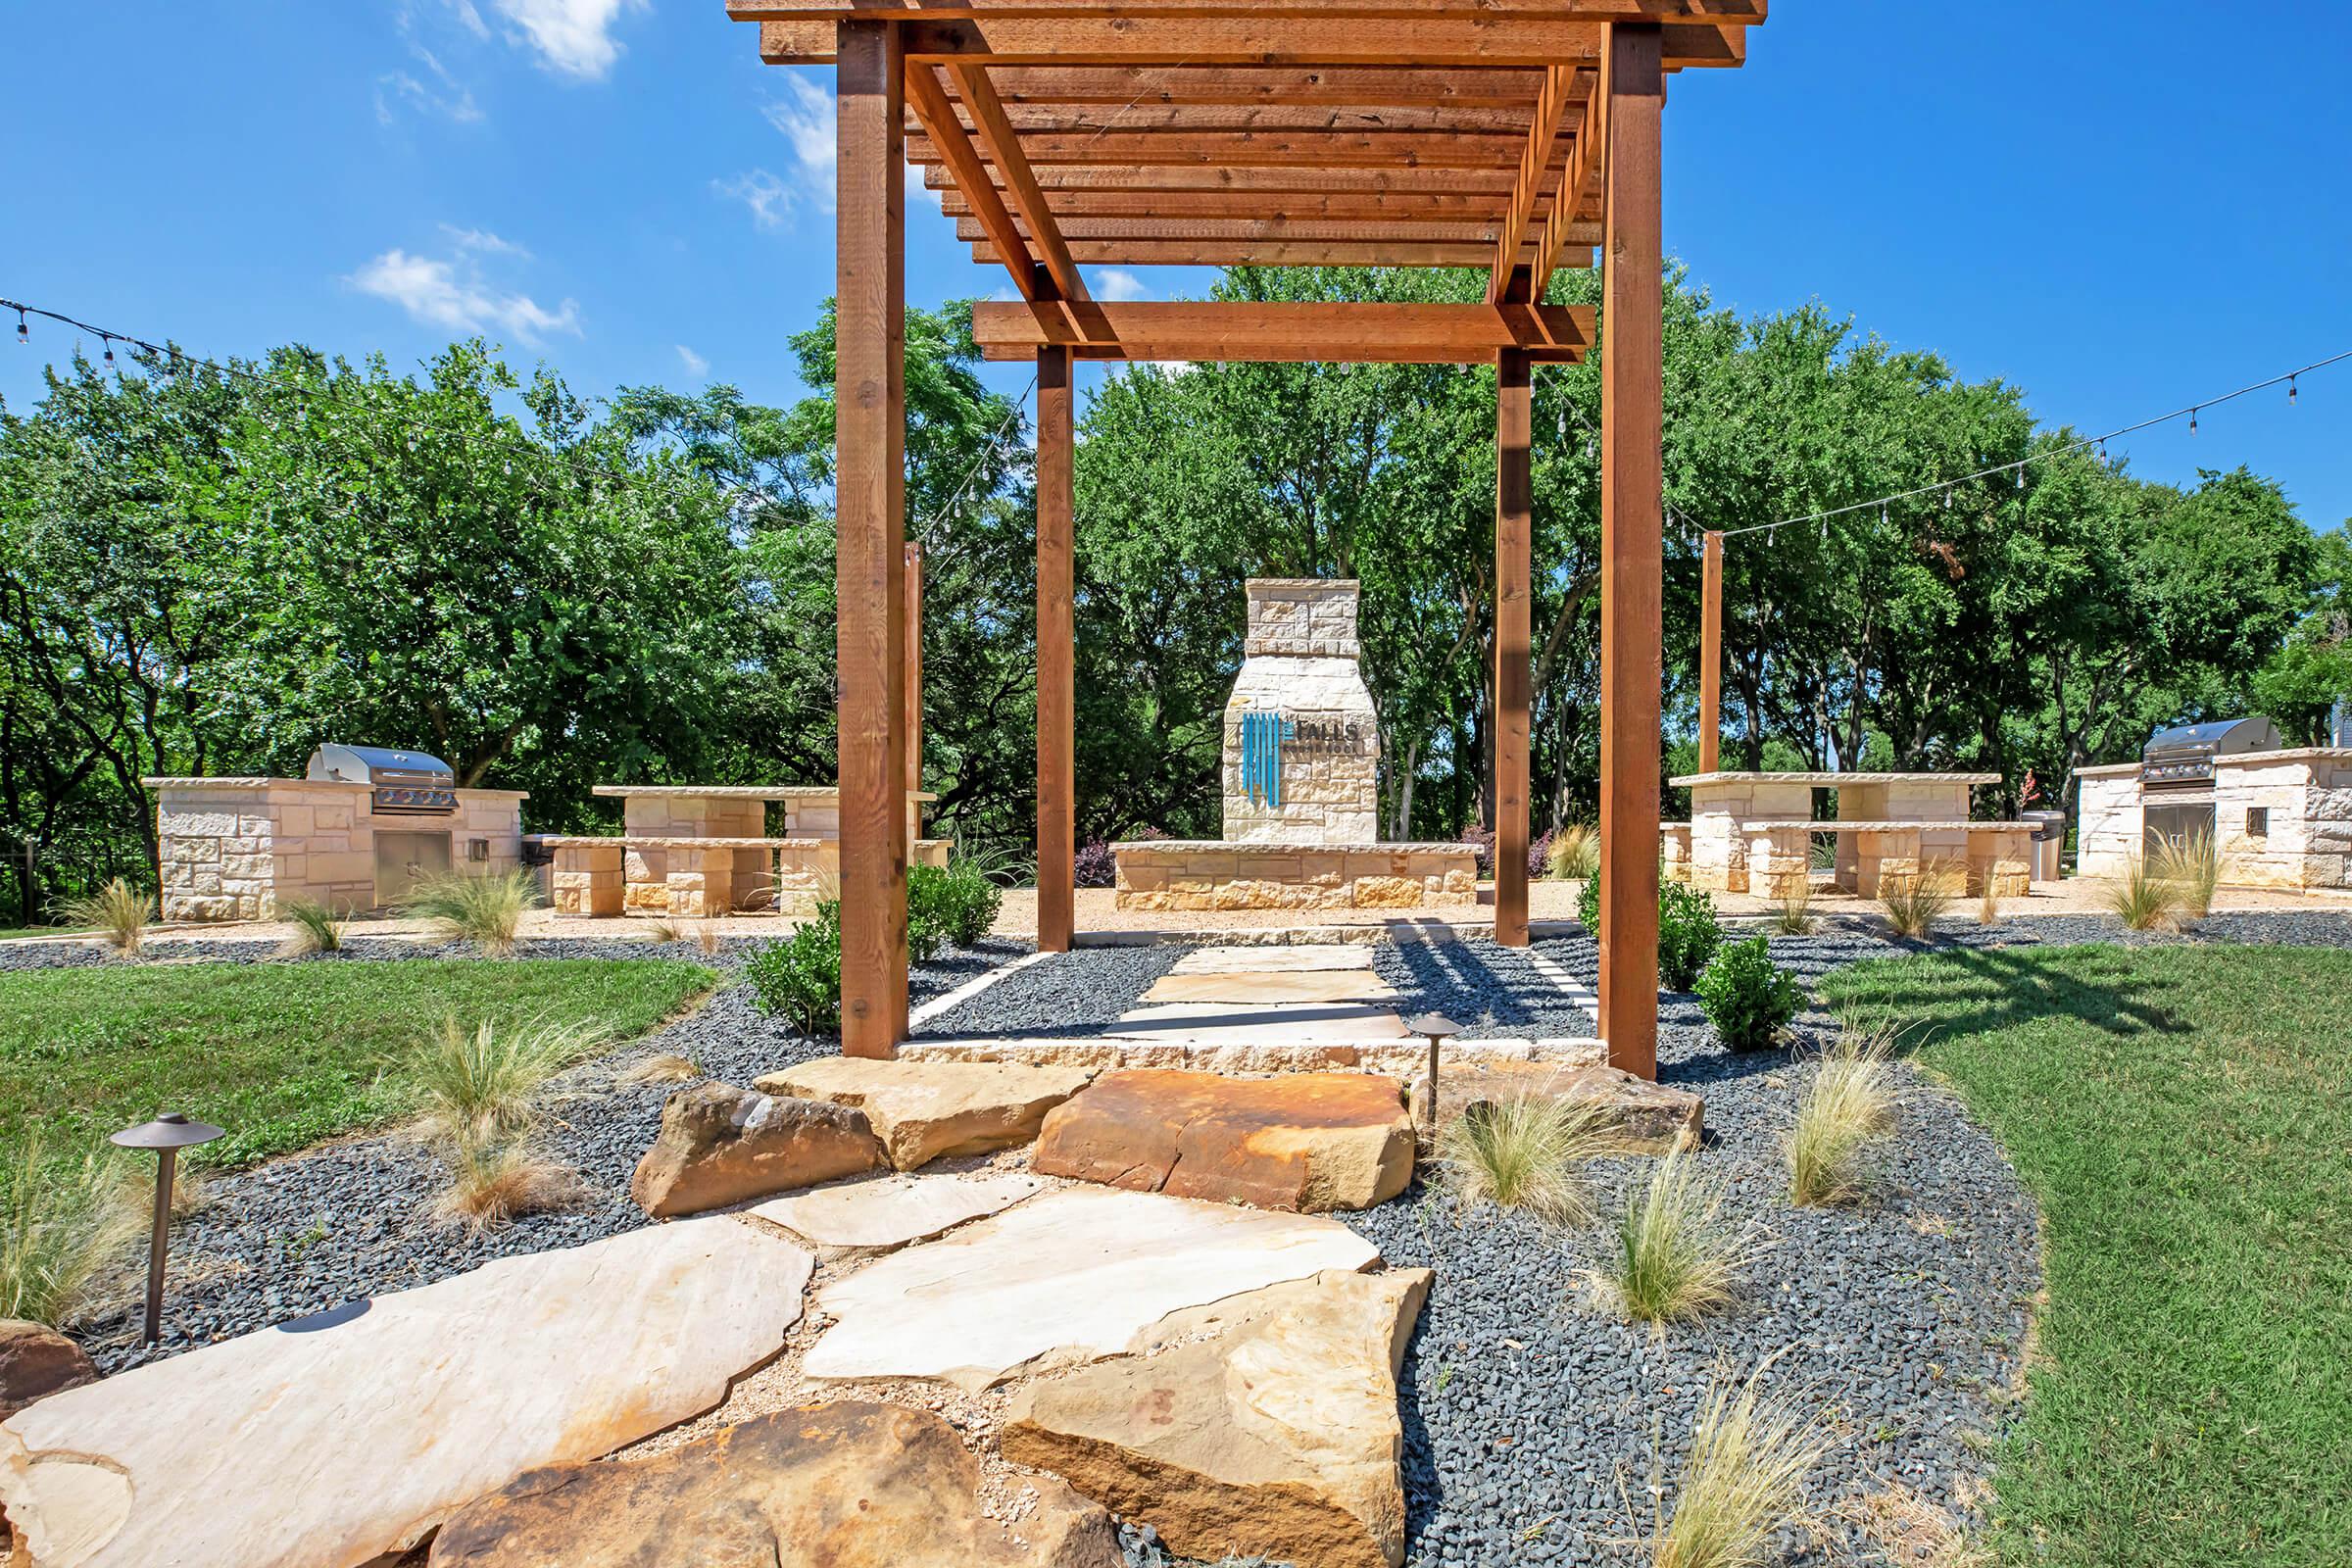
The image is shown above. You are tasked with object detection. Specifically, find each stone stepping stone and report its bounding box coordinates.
[1034,1069,1414,1212]
[1142,968,1398,1006]
[0,1218,813,1568]
[756,1058,1094,1171]
[1004,1268,1432,1568]
[751,1172,1045,1253]
[428,1401,1121,1567]
[1411,1059,1703,1153]
[802,1187,1379,1391]
[1103,1001,1412,1044]
[1169,944,1376,975]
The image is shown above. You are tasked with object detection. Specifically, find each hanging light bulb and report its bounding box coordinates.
[2189,407,2198,436]
[13,309,25,346]
[101,336,115,368]
[2289,374,2298,407]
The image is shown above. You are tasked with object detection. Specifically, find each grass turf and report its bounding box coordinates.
[1820,943,2352,1568]
[0,959,717,1171]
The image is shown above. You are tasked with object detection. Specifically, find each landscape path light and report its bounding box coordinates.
[111,1111,224,1344]
[1400,1012,1460,1146]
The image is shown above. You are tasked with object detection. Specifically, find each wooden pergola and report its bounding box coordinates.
[723,0,1765,1078]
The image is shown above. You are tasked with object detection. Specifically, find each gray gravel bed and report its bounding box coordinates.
[1343,1023,2040,1567]
[914,944,1185,1038]
[72,945,1019,1377]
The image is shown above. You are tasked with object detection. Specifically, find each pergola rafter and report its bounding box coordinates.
[730,0,1766,1076]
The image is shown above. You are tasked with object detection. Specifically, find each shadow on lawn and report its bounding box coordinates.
[1827,941,2198,1045]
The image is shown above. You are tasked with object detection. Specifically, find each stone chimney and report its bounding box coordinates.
[1221,580,1382,844]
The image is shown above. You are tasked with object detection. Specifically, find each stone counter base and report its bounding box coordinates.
[553,837,952,916]
[1112,842,1477,912]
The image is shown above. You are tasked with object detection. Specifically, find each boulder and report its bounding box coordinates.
[1409,1059,1702,1153]
[757,1058,1094,1171]
[0,1218,812,1568]
[630,1081,886,1218]
[751,1172,1044,1253]
[1033,1069,1414,1211]
[0,1322,93,1419]
[427,1402,1121,1568]
[1004,1268,1431,1568]
[803,1187,1381,1392]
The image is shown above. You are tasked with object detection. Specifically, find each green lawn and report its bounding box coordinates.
[1820,944,2352,1568]
[0,959,718,1171]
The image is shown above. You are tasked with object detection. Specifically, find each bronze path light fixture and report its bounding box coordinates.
[111,1111,224,1344]
[1400,1013,1460,1145]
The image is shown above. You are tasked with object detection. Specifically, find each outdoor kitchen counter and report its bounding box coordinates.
[1668,770,2007,897]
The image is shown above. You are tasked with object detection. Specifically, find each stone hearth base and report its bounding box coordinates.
[1111,841,1478,911]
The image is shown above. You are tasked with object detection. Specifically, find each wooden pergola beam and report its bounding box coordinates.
[761,18,1746,68]
[947,63,1090,302]
[1490,64,1581,303]
[940,188,1547,220]
[929,163,1527,195]
[938,65,1549,109]
[1533,66,1608,296]
[972,300,1594,363]
[905,62,1041,299]
[907,100,1549,135]
[975,237,1590,267]
[730,1,1766,23]
[957,215,1563,248]
[909,128,1529,168]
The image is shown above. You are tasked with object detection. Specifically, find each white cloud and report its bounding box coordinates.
[676,345,710,377]
[1092,268,1150,302]
[490,0,646,80]
[347,243,580,343]
[375,45,483,124]
[762,74,839,212]
[713,170,794,230]
[439,223,530,259]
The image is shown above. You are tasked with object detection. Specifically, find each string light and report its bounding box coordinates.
[100,336,114,368]
[1716,347,2352,541]
[13,309,24,346]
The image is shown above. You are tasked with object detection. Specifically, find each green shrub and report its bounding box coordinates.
[745,903,845,1035]
[1578,878,1723,991]
[909,858,1003,951]
[1694,937,1801,1052]
[1659,882,1725,990]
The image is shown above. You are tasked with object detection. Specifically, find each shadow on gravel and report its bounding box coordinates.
[1382,941,1546,1030]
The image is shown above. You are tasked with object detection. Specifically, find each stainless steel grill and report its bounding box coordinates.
[2138,717,2280,794]
[307,744,459,815]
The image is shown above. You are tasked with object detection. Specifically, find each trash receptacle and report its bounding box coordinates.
[2023,809,2067,882]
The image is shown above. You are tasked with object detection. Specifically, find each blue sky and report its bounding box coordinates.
[5,2,2348,529]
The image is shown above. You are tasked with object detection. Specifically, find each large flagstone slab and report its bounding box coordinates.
[428,1402,1121,1567]
[1034,1069,1414,1212]
[1102,1002,1412,1044]
[756,1057,1094,1170]
[0,1218,813,1568]
[751,1172,1044,1252]
[1004,1268,1432,1568]
[1142,969,1398,1006]
[1169,945,1376,975]
[801,1188,1380,1392]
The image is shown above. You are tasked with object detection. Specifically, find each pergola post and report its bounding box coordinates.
[1494,348,1534,947]
[1036,345,1076,954]
[906,540,925,796]
[835,18,909,1056]
[1698,529,1723,773]
[1597,22,1665,1079]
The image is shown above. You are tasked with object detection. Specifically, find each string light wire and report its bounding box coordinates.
[1715,347,2352,540]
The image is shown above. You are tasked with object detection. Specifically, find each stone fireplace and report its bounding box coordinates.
[1113,579,1476,911]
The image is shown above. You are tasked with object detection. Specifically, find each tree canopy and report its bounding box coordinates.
[0,268,2339,918]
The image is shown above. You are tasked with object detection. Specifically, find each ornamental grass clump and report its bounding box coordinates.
[0,1137,146,1328]
[1647,1362,1826,1568]
[1694,937,1802,1053]
[618,1051,702,1086]
[411,1013,606,1147]
[2151,828,2222,921]
[1771,876,1815,936]
[1879,864,1961,939]
[2102,856,2185,932]
[58,877,154,956]
[1787,1024,1901,1207]
[432,1134,583,1235]
[1548,822,1601,882]
[276,897,348,957]
[402,869,540,956]
[1437,1092,1620,1225]
[1592,1152,1754,1334]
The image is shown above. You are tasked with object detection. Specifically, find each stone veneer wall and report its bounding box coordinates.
[1114,842,1476,911]
[1221,579,1381,845]
[2077,752,2352,889]
[150,778,526,921]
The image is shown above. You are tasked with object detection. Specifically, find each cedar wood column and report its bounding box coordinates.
[836,19,909,1055]
[1698,529,1723,773]
[906,540,925,796]
[1494,349,1534,946]
[1598,23,1664,1078]
[1036,345,1076,953]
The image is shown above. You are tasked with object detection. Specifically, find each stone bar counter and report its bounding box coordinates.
[555,786,946,916]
